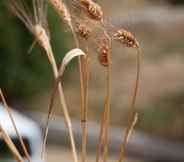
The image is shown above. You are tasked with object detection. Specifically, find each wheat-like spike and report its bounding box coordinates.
[79,0,103,21]
[97,38,111,67]
[75,22,92,40]
[113,29,139,48]
[49,0,72,24]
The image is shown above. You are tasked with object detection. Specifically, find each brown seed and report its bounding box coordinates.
[80,0,103,21]
[97,38,110,67]
[113,29,139,48]
[49,0,71,23]
[76,23,91,40]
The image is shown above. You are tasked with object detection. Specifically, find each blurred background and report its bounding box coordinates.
[0,0,184,162]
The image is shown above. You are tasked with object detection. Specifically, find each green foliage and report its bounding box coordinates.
[168,0,184,5]
[138,91,184,138]
[0,1,70,100]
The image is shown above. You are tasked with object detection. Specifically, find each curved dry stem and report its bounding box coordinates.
[51,2,87,161]
[0,89,32,162]
[118,48,141,162]
[39,48,78,162]
[42,48,85,162]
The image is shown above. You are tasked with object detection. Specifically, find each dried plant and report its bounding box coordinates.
[113,29,139,48]
[0,88,32,162]
[48,1,90,162]
[6,1,142,162]
[96,36,112,162]
[71,1,141,162]
[97,38,111,67]
[42,48,86,155]
[113,29,141,162]
[8,1,78,162]
[49,0,72,24]
[72,2,112,162]
[0,125,24,162]
[75,22,92,40]
[78,0,103,21]
[118,113,139,162]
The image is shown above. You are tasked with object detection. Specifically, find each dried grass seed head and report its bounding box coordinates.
[9,0,52,54]
[34,24,51,53]
[49,0,71,24]
[75,22,91,40]
[79,0,103,21]
[113,29,139,48]
[97,38,110,67]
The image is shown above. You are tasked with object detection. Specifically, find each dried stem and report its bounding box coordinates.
[48,2,87,162]
[71,19,87,162]
[67,9,89,162]
[0,89,32,162]
[102,37,112,162]
[45,49,79,162]
[118,48,141,162]
[42,48,85,161]
[96,35,112,162]
[0,124,24,162]
[81,50,90,162]
[96,101,108,162]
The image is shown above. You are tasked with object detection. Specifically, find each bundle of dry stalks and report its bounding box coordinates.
[47,1,90,162]
[0,125,24,162]
[4,0,142,162]
[8,1,79,162]
[0,88,32,162]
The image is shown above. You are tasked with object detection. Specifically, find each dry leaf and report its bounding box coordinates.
[42,48,85,154]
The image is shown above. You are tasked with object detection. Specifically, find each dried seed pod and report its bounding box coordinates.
[113,29,139,48]
[76,23,91,40]
[9,0,52,58]
[49,0,71,24]
[79,0,103,21]
[97,38,110,67]
[34,24,52,57]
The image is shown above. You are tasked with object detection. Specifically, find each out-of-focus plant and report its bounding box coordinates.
[0,0,69,100]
